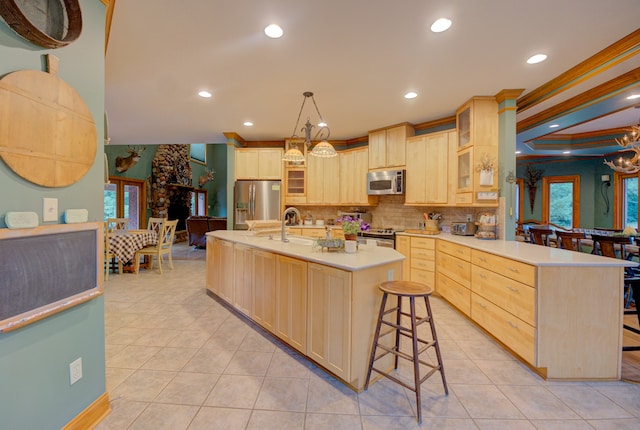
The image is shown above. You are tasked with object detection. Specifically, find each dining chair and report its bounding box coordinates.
[104,222,123,279]
[107,217,129,230]
[134,219,178,274]
[528,227,553,246]
[147,217,166,235]
[555,230,586,252]
[591,234,640,351]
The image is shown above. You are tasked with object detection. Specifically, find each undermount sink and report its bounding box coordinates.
[270,235,315,245]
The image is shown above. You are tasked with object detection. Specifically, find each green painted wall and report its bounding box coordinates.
[105,143,228,217]
[0,1,107,429]
[517,158,614,229]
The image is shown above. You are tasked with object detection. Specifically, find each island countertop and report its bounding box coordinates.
[207,230,404,272]
[396,232,636,268]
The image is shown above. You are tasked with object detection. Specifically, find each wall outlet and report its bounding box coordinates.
[43,197,58,222]
[387,269,394,281]
[69,357,82,385]
[466,214,473,222]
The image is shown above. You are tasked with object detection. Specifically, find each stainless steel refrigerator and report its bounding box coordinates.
[233,180,281,230]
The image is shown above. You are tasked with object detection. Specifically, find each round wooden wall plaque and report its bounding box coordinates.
[0,0,83,49]
[0,55,97,188]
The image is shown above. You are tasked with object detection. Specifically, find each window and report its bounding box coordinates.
[191,189,208,216]
[104,177,146,229]
[615,173,638,229]
[542,175,580,229]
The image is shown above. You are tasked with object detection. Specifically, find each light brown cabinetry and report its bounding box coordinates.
[252,249,277,333]
[410,237,435,288]
[455,97,499,206]
[306,152,340,204]
[471,250,535,364]
[275,255,308,353]
[340,147,378,206]
[394,235,411,280]
[307,262,352,381]
[207,238,235,303]
[368,124,415,170]
[233,244,253,317]
[435,241,471,316]
[235,148,283,180]
[405,130,456,205]
[284,168,306,204]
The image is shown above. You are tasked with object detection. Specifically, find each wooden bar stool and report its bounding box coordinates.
[364,280,448,423]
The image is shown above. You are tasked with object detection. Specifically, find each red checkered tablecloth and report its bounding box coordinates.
[109,230,157,263]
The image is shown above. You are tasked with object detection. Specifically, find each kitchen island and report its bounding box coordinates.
[205,230,404,391]
[397,231,636,380]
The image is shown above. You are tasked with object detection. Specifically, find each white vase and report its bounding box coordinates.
[344,240,357,254]
[480,169,494,186]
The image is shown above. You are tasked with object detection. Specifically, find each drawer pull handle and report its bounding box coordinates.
[478,302,487,309]
[479,257,487,263]
[479,273,487,279]
[506,285,518,293]
[457,264,463,270]
[508,320,518,329]
[508,267,520,273]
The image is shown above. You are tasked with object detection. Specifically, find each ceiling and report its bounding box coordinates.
[105,0,640,159]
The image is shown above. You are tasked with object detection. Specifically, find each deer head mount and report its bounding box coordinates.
[198,168,216,187]
[115,146,146,173]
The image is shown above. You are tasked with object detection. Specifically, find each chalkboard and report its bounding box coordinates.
[0,223,101,332]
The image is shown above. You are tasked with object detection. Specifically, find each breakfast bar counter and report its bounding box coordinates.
[205,230,403,391]
[396,231,635,380]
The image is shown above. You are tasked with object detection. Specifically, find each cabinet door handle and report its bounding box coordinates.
[507,320,518,329]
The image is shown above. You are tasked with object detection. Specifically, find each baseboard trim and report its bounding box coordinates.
[62,392,111,430]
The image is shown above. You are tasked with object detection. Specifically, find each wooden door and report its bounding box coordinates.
[385,126,407,167]
[235,149,259,179]
[405,135,427,204]
[368,129,386,169]
[306,154,324,203]
[275,255,308,353]
[395,235,411,281]
[259,148,284,179]
[322,155,341,205]
[424,132,449,204]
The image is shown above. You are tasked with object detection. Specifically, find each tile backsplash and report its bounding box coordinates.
[292,195,501,235]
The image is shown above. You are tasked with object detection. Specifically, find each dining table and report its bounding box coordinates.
[109,229,158,267]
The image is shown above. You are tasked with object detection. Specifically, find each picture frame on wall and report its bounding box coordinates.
[190,143,206,165]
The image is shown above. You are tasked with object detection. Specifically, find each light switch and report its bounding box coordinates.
[43,198,58,222]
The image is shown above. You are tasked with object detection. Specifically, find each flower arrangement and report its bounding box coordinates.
[525,164,544,189]
[475,153,496,172]
[338,215,370,236]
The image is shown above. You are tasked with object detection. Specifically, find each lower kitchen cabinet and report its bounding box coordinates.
[275,255,308,353]
[252,249,276,333]
[410,236,435,288]
[394,235,411,280]
[207,237,234,303]
[436,240,471,316]
[233,244,253,317]
[307,263,352,381]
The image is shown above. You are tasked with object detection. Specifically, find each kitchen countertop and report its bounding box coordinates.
[208,230,404,271]
[396,231,637,267]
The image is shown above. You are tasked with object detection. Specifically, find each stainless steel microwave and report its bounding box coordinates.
[367,170,405,195]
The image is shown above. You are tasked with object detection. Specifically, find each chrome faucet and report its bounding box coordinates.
[281,207,301,242]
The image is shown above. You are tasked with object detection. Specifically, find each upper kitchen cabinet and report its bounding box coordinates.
[235,148,283,180]
[306,152,340,205]
[455,97,499,206]
[368,123,415,170]
[340,147,378,206]
[405,130,456,205]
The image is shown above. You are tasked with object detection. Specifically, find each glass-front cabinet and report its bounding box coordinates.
[455,97,499,206]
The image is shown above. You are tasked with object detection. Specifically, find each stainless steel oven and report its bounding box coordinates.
[359,228,402,248]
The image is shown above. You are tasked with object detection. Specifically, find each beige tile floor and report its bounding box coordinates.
[97,243,640,430]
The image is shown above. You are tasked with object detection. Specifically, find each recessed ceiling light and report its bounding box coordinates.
[515,150,522,154]
[549,124,559,128]
[404,92,418,99]
[527,54,547,64]
[430,18,452,33]
[264,24,283,38]
[243,121,253,127]
[198,90,212,98]
[627,94,640,100]
[563,150,571,154]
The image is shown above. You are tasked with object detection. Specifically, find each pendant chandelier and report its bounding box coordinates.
[283,91,337,161]
[604,123,640,174]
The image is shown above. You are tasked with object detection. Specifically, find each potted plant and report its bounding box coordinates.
[338,215,369,253]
